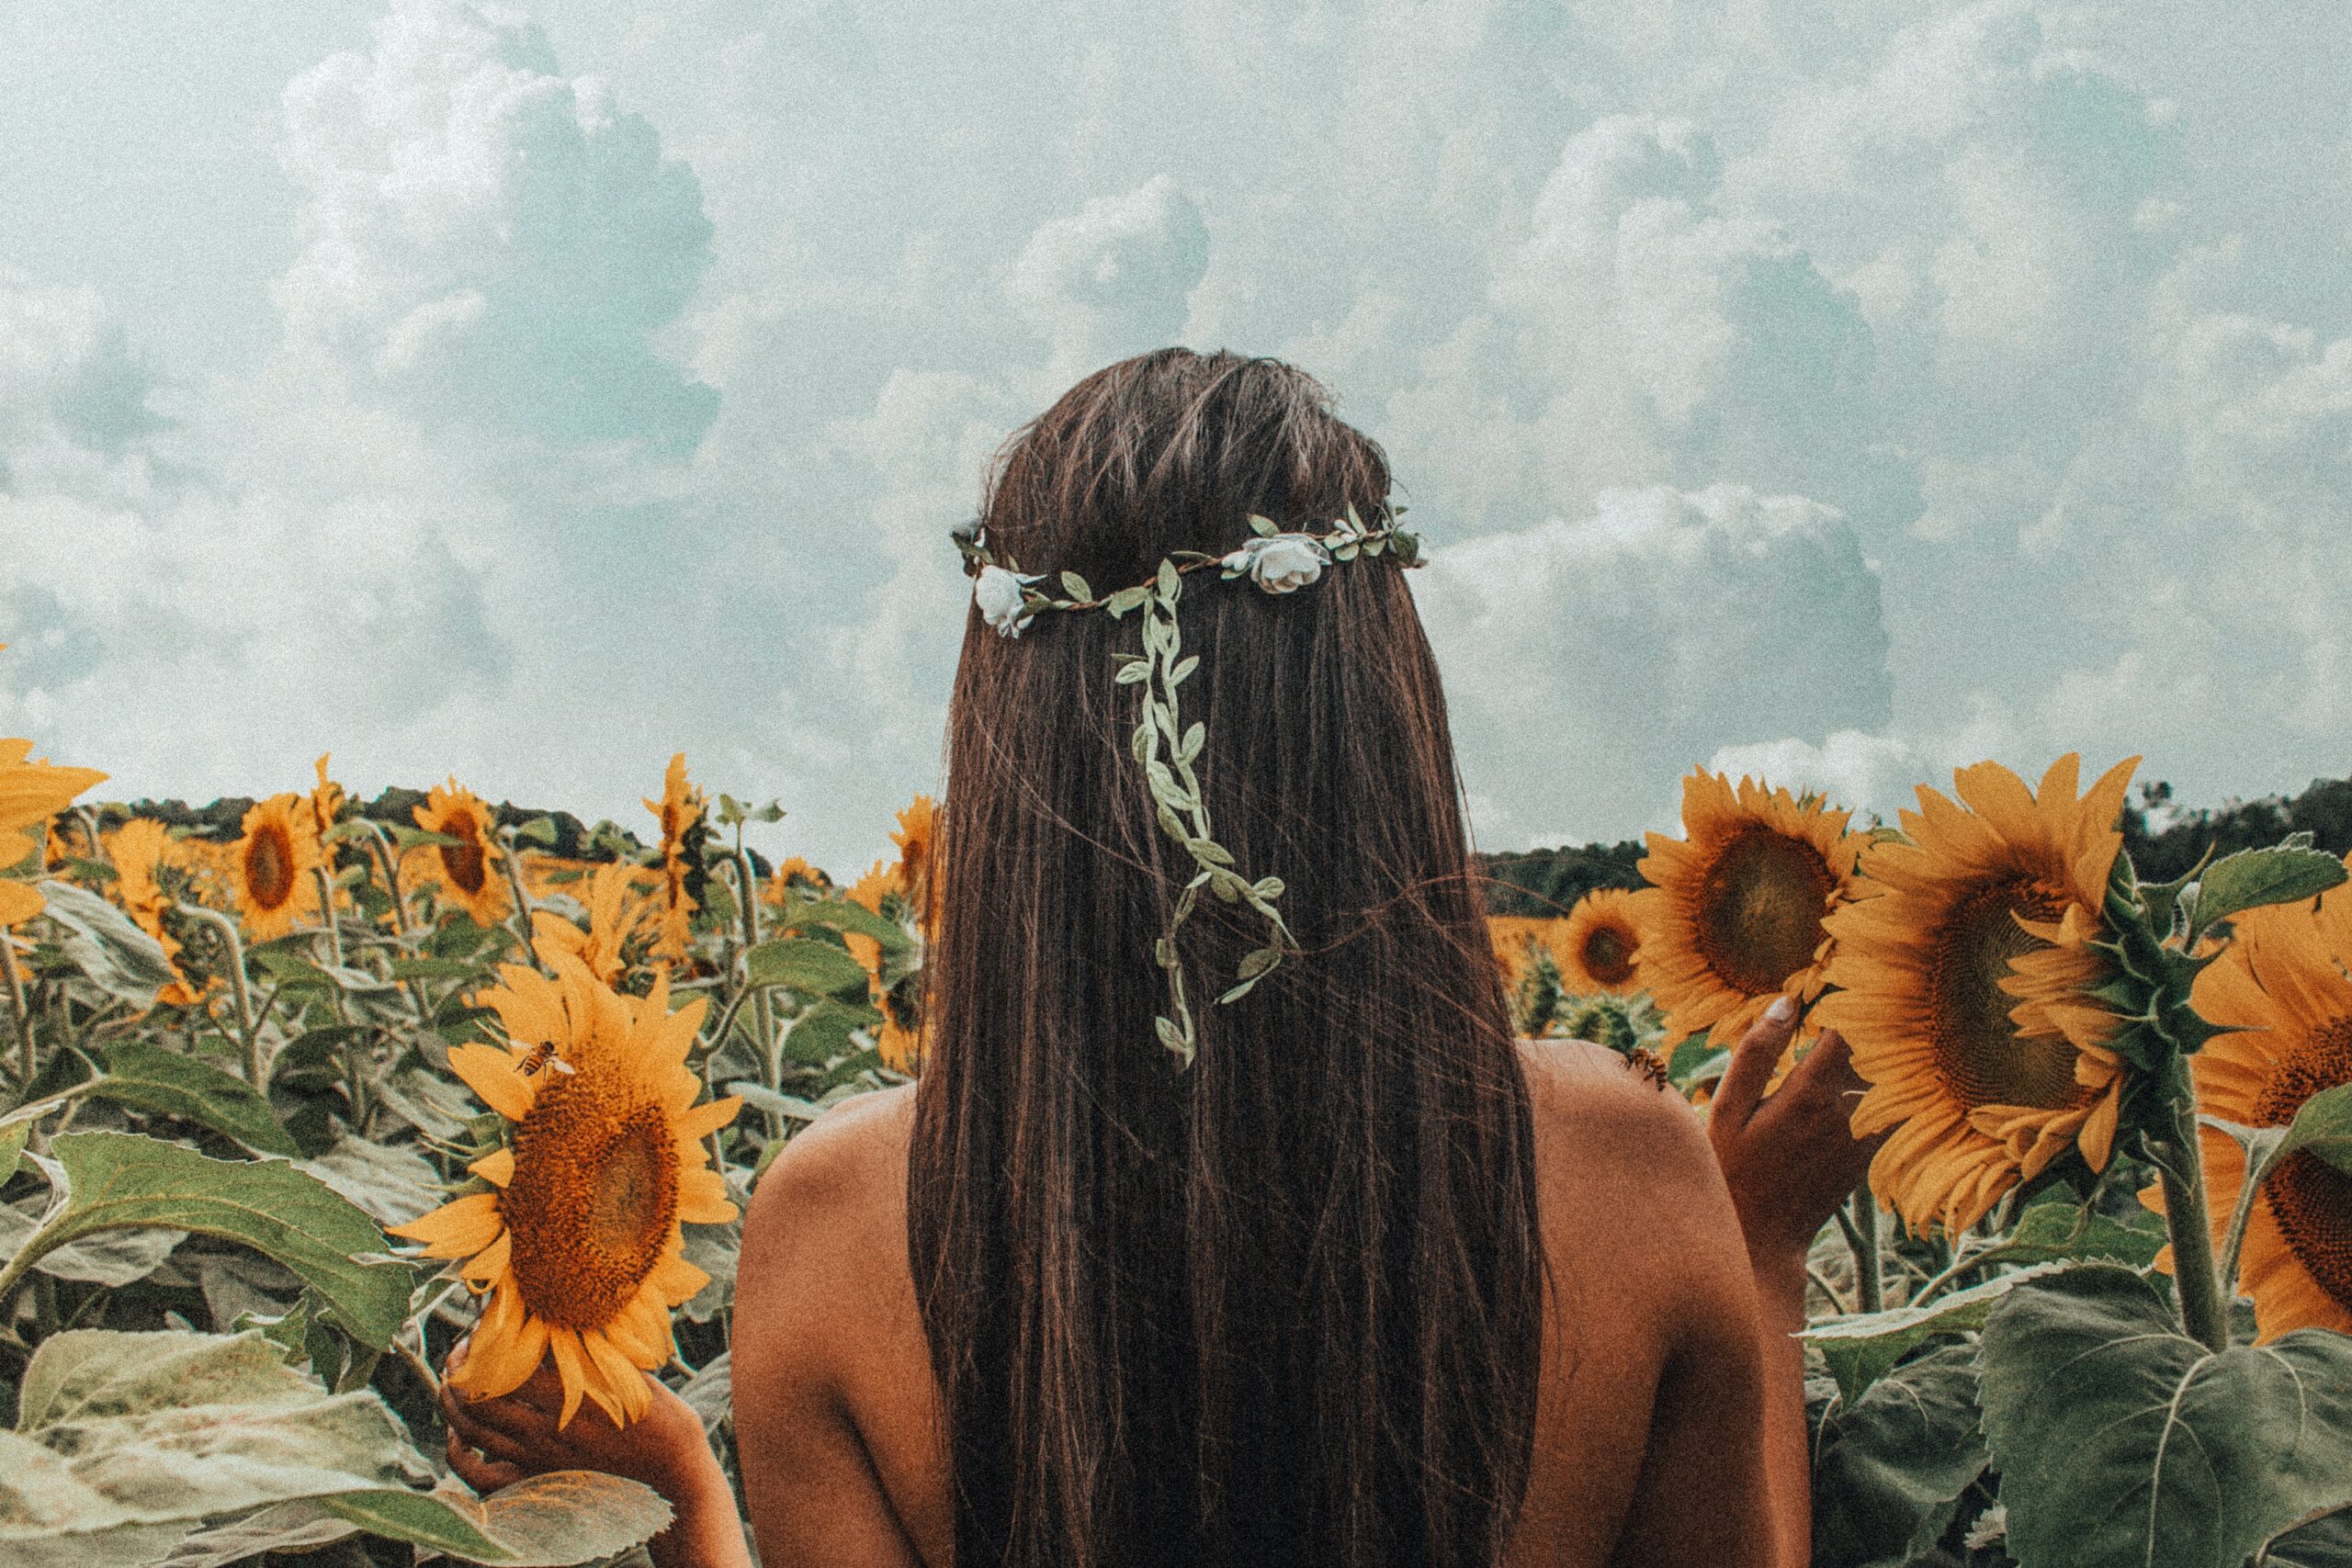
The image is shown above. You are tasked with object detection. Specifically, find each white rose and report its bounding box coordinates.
[1222,534,1329,593]
[974,565,1039,637]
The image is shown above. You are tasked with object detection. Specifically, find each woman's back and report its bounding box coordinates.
[730,1037,1777,1568]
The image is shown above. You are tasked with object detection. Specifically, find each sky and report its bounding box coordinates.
[2,0,2349,873]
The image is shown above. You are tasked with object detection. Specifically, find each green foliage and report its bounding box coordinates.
[4,1134,414,1349]
[0,1328,443,1563]
[1811,1345,1989,1568]
[90,1040,300,1156]
[1803,1264,2067,1407]
[1978,1264,2352,1568]
[1475,840,1645,917]
[743,936,871,998]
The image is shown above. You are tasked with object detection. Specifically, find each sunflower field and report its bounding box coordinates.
[4,738,2352,1568]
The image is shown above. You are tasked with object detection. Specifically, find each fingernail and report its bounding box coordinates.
[1764,995,1795,1025]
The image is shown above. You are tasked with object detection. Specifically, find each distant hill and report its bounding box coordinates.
[99,769,2352,917]
[1472,771,2352,917]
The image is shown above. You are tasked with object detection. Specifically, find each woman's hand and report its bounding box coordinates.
[439,1341,752,1568]
[437,1339,719,1499]
[1706,996,1883,1267]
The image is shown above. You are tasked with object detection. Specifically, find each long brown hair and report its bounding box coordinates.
[910,348,1544,1567]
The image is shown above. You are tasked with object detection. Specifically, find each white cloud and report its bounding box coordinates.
[1414,484,1892,846]
[6,0,2351,874]
[274,0,717,455]
[1003,175,1211,389]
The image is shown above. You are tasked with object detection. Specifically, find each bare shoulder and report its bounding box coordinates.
[744,1084,914,1226]
[1514,1039,1748,1335]
[737,1085,917,1353]
[741,1083,914,1252]
[1515,1038,1714,1188]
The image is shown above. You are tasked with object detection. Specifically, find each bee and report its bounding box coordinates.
[516,1041,575,1078]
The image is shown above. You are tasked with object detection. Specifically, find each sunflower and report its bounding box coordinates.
[1815,755,2138,1235]
[107,817,205,1007]
[2143,888,2352,1340]
[760,855,830,905]
[530,860,651,985]
[230,793,322,942]
[311,753,345,842]
[1561,889,1643,995]
[1630,770,1860,1050]
[890,795,937,931]
[413,778,509,928]
[839,857,923,1071]
[390,951,741,1427]
[0,739,107,927]
[644,755,704,966]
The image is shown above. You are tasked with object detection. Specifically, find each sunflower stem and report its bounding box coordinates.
[1848,1182,1885,1314]
[356,819,413,937]
[175,902,260,1087]
[1,934,34,1088]
[729,852,781,1140]
[497,830,546,976]
[2155,1066,2232,1352]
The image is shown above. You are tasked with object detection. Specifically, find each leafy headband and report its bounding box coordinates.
[953,505,1424,1067]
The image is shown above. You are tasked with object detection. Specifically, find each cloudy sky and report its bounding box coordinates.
[3,0,2347,872]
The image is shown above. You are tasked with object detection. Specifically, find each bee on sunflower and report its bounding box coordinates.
[413,778,510,928]
[0,739,107,928]
[1815,755,2138,1236]
[2145,886,2352,1341]
[230,792,324,942]
[390,950,741,1427]
[1560,888,1643,996]
[1629,769,1861,1052]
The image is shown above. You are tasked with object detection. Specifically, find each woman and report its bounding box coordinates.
[438,349,1874,1567]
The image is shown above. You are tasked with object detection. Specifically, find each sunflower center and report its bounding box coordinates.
[1581,923,1636,987]
[243,825,296,912]
[1692,828,1837,995]
[503,1078,680,1330]
[437,810,489,895]
[1927,879,2086,1111]
[2256,1016,2352,1312]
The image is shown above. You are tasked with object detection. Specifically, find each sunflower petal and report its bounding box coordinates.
[389,1192,505,1258]
[548,1328,592,1430]
[447,1043,537,1122]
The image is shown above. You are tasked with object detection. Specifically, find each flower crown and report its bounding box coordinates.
[952,504,1423,1068]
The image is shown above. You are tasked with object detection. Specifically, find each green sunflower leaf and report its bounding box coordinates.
[743,937,872,998]
[1978,1263,2352,1568]
[2185,844,2348,945]
[0,1134,413,1349]
[91,1040,300,1157]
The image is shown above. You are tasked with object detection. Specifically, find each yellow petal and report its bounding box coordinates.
[675,1096,742,1142]
[447,1043,537,1122]
[0,880,45,927]
[388,1192,505,1258]
[582,1328,654,1424]
[451,1282,542,1399]
[648,1248,711,1304]
[469,1146,516,1188]
[677,1167,738,1224]
[548,1328,592,1430]
[458,1229,513,1286]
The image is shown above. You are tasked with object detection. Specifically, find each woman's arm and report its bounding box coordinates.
[729,1105,929,1566]
[1704,998,1886,1568]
